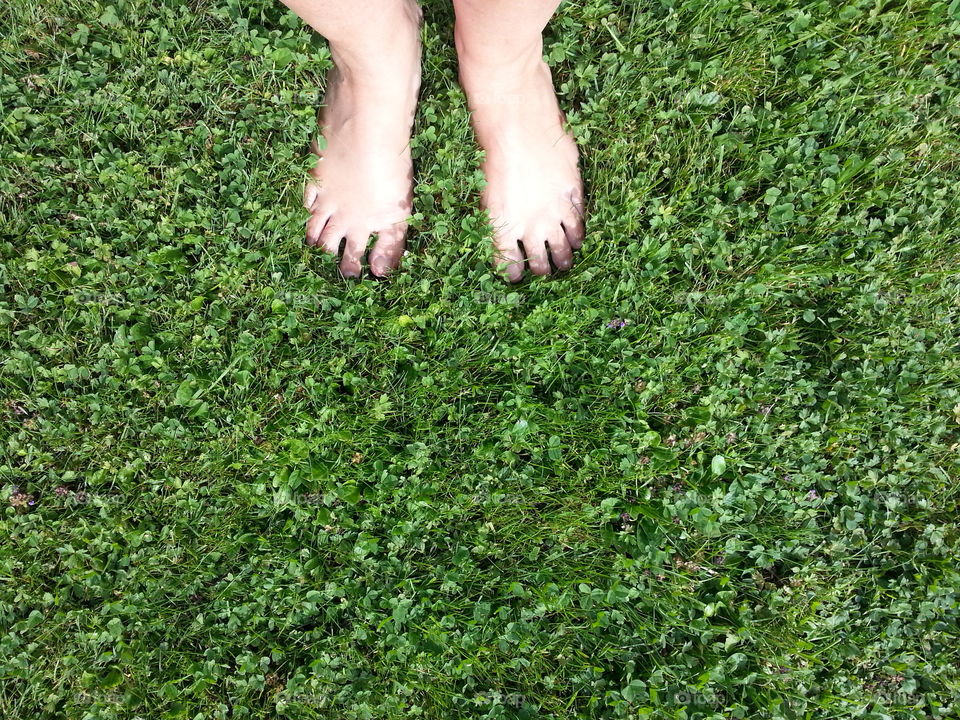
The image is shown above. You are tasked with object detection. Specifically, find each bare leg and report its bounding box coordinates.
[282,0,422,277]
[453,0,585,282]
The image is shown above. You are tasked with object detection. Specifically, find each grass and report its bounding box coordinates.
[1,0,960,717]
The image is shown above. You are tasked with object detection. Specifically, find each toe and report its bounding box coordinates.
[304,181,320,210]
[493,236,525,283]
[561,196,586,250]
[368,224,407,277]
[546,227,574,272]
[306,210,332,246]
[317,222,346,256]
[339,232,369,278]
[522,234,552,277]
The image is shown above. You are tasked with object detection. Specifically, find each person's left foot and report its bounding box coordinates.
[457,45,585,282]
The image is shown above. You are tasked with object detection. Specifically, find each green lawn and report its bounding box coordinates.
[2,0,960,717]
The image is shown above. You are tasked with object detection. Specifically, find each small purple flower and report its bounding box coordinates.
[606,318,631,329]
[805,489,819,501]
[9,487,35,509]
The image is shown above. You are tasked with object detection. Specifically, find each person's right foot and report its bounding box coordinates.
[304,0,422,278]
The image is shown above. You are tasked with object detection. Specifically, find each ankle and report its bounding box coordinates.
[329,48,421,102]
[327,3,422,90]
[455,27,545,80]
[457,52,553,112]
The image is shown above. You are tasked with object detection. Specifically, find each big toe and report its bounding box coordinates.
[304,180,321,210]
[367,225,407,278]
[561,195,586,250]
[492,236,526,284]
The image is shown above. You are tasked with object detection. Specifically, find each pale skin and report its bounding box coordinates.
[281,0,585,281]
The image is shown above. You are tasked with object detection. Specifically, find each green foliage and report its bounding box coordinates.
[2,0,959,718]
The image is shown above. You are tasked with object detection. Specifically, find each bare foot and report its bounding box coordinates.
[304,2,422,278]
[457,44,585,283]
